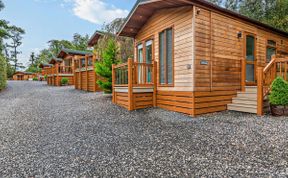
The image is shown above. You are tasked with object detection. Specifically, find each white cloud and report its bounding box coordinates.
[70,0,129,24]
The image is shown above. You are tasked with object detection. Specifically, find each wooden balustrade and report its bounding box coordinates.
[113,58,155,87]
[58,66,73,74]
[257,55,288,116]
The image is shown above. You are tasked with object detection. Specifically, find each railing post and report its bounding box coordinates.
[153,61,157,107]
[79,58,82,90]
[85,55,88,91]
[128,58,133,111]
[112,64,116,104]
[241,58,246,92]
[257,67,264,116]
[55,63,60,86]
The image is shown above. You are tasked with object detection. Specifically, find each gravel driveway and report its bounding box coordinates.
[0,81,287,177]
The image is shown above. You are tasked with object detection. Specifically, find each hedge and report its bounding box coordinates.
[0,55,7,90]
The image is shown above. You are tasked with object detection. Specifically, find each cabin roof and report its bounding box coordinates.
[39,63,53,68]
[88,30,105,47]
[57,48,93,58]
[14,71,34,75]
[49,57,63,64]
[119,0,288,38]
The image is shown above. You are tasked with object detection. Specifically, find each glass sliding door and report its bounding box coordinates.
[145,40,152,83]
[245,34,256,85]
[137,44,144,84]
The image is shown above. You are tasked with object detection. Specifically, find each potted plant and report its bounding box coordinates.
[269,77,288,116]
[61,78,69,86]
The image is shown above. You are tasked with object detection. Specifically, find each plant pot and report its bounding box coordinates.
[270,104,288,116]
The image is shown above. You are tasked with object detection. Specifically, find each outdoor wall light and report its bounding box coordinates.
[197,8,201,15]
[237,31,242,39]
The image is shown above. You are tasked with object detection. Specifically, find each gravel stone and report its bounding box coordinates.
[0,81,287,177]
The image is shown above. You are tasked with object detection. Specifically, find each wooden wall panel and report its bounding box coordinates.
[134,93,153,109]
[157,91,194,115]
[115,92,129,109]
[194,6,288,92]
[135,6,194,92]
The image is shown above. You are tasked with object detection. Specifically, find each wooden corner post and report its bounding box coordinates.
[112,64,115,103]
[85,55,88,91]
[55,63,60,86]
[128,58,134,111]
[257,67,264,116]
[153,61,157,107]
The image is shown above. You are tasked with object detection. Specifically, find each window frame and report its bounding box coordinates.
[158,27,174,87]
[266,39,277,63]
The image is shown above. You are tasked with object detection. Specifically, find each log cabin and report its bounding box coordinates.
[112,0,288,116]
[39,63,53,81]
[13,72,35,81]
[72,31,102,92]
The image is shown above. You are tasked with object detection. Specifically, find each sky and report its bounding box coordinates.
[1,0,135,67]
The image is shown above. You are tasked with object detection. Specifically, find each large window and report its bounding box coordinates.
[159,28,173,85]
[266,40,276,62]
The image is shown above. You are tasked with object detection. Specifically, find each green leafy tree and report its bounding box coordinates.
[72,33,89,51]
[0,54,7,90]
[95,39,119,93]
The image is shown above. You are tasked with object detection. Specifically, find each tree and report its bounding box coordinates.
[72,33,89,51]
[0,54,7,90]
[6,26,25,70]
[29,52,35,66]
[95,18,133,63]
[95,39,119,93]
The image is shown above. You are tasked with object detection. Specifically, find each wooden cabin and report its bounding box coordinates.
[39,63,53,81]
[13,72,35,81]
[73,32,103,92]
[112,0,288,116]
[46,56,74,86]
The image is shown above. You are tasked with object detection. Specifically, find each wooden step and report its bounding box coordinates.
[227,103,257,114]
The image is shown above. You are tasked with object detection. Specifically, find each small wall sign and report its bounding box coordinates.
[200,60,209,65]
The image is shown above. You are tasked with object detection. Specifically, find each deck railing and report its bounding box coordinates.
[58,66,73,74]
[257,55,288,115]
[113,58,156,87]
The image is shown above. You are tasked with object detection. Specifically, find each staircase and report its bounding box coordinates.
[228,86,257,114]
[228,86,269,114]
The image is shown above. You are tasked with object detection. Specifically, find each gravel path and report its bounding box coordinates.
[0,81,287,177]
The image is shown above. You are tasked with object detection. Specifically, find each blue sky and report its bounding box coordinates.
[1,0,135,67]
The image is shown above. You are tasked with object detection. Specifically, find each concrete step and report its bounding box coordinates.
[245,86,257,93]
[232,98,257,105]
[227,103,257,114]
[237,92,257,98]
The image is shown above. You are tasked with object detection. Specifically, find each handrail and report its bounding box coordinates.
[257,55,288,116]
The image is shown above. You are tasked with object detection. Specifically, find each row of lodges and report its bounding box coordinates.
[39,0,288,117]
[39,31,103,92]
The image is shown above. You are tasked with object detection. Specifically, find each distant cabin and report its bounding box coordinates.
[72,31,104,92]
[13,72,35,81]
[112,0,288,116]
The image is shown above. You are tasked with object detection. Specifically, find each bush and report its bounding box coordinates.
[61,77,69,85]
[269,77,288,106]
[33,77,38,81]
[0,55,7,90]
[44,75,47,80]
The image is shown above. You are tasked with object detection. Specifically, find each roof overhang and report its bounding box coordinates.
[119,0,288,38]
[57,49,93,58]
[88,31,104,47]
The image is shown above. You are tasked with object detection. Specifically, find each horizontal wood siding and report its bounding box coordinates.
[134,93,153,109]
[115,92,129,110]
[195,7,288,92]
[135,6,194,91]
[74,70,101,92]
[194,91,236,115]
[157,91,194,115]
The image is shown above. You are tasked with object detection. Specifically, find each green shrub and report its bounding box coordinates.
[0,55,7,90]
[33,77,38,81]
[44,75,47,80]
[269,77,288,106]
[61,77,69,85]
